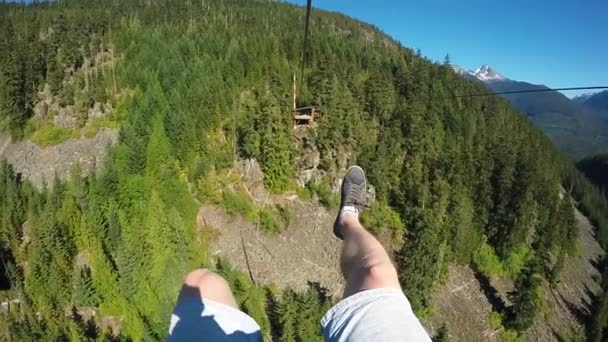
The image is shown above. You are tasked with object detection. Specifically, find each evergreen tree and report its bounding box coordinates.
[506,259,543,332]
[258,89,293,192]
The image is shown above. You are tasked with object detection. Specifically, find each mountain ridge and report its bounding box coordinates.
[454,64,608,159]
[575,90,608,121]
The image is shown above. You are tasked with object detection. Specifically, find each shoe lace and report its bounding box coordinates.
[346,185,366,208]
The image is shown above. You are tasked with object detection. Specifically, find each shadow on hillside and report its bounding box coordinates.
[590,255,606,276]
[472,270,507,314]
[561,291,592,327]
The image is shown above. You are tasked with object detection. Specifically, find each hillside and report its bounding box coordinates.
[455,66,608,159]
[490,80,608,159]
[1,0,608,341]
[577,154,608,194]
[575,90,608,122]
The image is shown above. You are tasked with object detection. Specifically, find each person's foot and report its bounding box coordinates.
[333,165,367,239]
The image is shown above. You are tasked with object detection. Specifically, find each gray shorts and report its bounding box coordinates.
[168,288,430,341]
[321,288,431,341]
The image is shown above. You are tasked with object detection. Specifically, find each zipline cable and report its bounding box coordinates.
[452,86,608,98]
[299,0,312,95]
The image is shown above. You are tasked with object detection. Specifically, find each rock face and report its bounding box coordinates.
[53,106,78,128]
[294,126,325,187]
[292,125,374,202]
[0,128,118,189]
[234,158,264,183]
[88,102,112,120]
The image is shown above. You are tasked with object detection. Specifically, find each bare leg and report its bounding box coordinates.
[176,268,239,308]
[338,212,401,297]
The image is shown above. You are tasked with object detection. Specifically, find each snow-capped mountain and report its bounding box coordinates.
[573,92,597,104]
[472,65,505,81]
[452,64,505,82]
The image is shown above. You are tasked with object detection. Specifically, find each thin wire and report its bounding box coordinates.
[453,86,608,98]
[299,0,312,94]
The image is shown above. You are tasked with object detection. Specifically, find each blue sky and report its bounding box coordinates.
[287,0,607,98]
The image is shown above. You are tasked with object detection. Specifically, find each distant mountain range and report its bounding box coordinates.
[454,65,608,159]
[574,90,608,121]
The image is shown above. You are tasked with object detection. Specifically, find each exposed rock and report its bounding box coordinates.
[21,221,31,248]
[0,133,10,156]
[33,101,49,119]
[88,101,112,120]
[293,126,325,187]
[366,184,376,205]
[75,252,91,268]
[34,84,53,119]
[0,128,119,189]
[297,168,325,187]
[100,315,122,337]
[76,307,97,323]
[234,158,264,183]
[53,106,78,128]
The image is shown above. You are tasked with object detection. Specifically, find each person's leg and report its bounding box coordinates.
[322,166,431,341]
[333,166,401,297]
[338,213,401,297]
[176,268,239,309]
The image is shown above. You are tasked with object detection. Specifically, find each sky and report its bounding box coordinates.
[287,0,608,98]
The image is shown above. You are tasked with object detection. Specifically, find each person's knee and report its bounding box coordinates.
[179,269,238,308]
[184,269,226,288]
[362,261,400,288]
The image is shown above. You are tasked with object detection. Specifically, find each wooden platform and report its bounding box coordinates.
[293,106,318,126]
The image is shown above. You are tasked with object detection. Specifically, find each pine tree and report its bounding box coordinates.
[277,289,298,342]
[433,324,449,342]
[72,266,99,307]
[506,259,542,332]
[258,89,293,192]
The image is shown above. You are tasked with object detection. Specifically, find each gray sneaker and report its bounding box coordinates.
[333,166,367,239]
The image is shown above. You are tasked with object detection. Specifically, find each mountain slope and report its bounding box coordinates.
[455,65,608,159]
[1,1,608,341]
[577,153,608,193]
[486,79,608,158]
[575,90,608,121]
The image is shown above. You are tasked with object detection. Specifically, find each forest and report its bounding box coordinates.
[0,0,607,340]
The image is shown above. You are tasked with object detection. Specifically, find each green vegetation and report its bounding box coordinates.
[305,180,339,209]
[473,239,507,278]
[361,201,406,239]
[577,153,608,195]
[501,329,523,342]
[26,120,80,146]
[0,0,607,340]
[432,324,449,342]
[222,190,257,221]
[506,259,543,332]
[257,208,281,234]
[489,310,503,330]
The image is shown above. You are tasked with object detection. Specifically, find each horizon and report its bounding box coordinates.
[287,0,607,99]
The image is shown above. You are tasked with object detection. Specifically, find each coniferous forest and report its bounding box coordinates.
[0,0,607,340]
